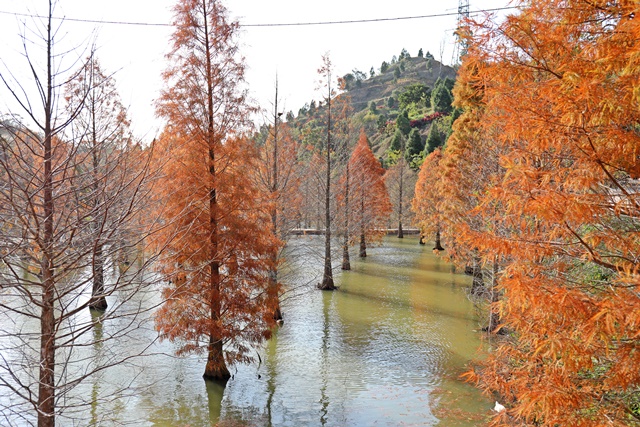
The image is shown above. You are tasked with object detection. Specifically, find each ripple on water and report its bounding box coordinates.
[0,237,490,426]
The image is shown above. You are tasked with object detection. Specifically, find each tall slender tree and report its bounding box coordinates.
[254,78,302,321]
[332,91,354,271]
[154,0,277,382]
[412,148,444,251]
[317,54,337,290]
[385,154,413,239]
[64,57,133,310]
[0,3,158,425]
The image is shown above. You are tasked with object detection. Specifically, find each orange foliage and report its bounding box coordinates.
[153,128,278,375]
[337,129,392,255]
[412,148,443,248]
[448,1,640,425]
[153,0,278,381]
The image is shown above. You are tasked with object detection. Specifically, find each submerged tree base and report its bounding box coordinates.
[272,306,283,322]
[317,281,337,291]
[203,364,231,383]
[89,297,108,311]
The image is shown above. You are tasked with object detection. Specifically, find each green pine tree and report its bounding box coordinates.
[406,128,424,158]
[425,123,443,153]
[395,111,411,136]
[390,129,405,152]
[431,84,453,113]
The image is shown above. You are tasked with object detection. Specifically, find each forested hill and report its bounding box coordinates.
[341,53,456,113]
[280,48,458,170]
[291,49,456,120]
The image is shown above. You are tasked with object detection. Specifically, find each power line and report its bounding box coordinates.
[242,7,516,27]
[0,6,517,28]
[0,10,170,27]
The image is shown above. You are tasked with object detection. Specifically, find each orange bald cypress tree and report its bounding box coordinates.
[340,129,392,257]
[456,1,640,425]
[412,148,444,251]
[154,0,277,382]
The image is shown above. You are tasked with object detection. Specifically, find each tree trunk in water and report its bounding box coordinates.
[268,82,282,321]
[433,227,444,251]
[359,196,366,258]
[320,230,335,289]
[204,334,230,381]
[39,8,56,424]
[89,72,107,311]
[205,151,229,380]
[342,239,350,270]
[319,71,335,290]
[359,233,367,258]
[397,159,404,238]
[204,6,230,379]
[268,269,282,322]
[488,257,501,334]
[341,162,350,271]
[89,243,107,310]
[470,255,484,296]
[39,264,55,427]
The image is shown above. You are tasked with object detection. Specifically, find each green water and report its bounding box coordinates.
[1,236,491,426]
[133,236,490,426]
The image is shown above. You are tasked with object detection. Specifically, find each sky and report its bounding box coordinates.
[0,0,511,140]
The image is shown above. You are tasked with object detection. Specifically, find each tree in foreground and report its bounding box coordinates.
[0,3,157,425]
[456,1,640,425]
[154,0,278,382]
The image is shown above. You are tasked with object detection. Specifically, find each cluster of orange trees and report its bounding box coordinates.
[152,0,393,383]
[0,0,395,424]
[413,1,640,425]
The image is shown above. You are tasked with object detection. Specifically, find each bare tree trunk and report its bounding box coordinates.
[269,80,282,320]
[359,196,367,257]
[89,81,107,310]
[319,59,335,290]
[342,162,350,270]
[90,243,107,310]
[397,160,404,238]
[38,6,56,425]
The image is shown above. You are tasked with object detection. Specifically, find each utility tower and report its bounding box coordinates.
[455,0,470,62]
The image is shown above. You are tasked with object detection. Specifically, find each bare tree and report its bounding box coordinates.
[317,54,338,291]
[0,3,161,425]
[64,57,134,311]
[253,77,303,321]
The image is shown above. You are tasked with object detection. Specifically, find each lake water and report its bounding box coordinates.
[1,236,491,426]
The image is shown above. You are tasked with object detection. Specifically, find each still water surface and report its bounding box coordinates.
[118,236,491,426]
[1,236,489,426]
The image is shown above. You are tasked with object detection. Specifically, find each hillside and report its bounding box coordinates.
[288,50,458,165]
[345,56,457,113]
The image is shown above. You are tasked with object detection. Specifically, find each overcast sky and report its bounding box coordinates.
[0,0,510,140]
